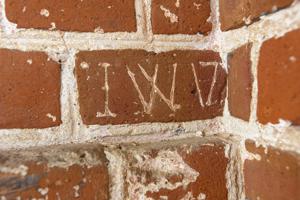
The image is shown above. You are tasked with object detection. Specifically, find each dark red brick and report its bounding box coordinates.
[0,49,61,129]
[5,0,136,32]
[75,50,227,125]
[244,140,300,200]
[0,145,109,200]
[257,29,300,125]
[220,0,295,31]
[151,0,212,34]
[228,44,253,121]
[123,139,229,199]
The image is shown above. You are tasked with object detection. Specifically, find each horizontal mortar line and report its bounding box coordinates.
[0,115,299,152]
[0,37,217,52]
[0,2,299,52]
[221,2,300,52]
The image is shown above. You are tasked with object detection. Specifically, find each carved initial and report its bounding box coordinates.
[96,63,117,118]
[127,63,180,114]
[191,61,219,107]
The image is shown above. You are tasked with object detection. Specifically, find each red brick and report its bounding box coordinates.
[220,0,295,31]
[244,140,300,200]
[75,50,227,125]
[5,0,136,32]
[151,0,212,34]
[257,29,300,125]
[123,140,229,199]
[0,49,61,129]
[228,44,253,121]
[0,145,109,200]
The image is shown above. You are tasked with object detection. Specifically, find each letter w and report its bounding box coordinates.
[127,64,180,114]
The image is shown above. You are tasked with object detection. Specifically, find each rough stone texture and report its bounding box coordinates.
[219,0,295,31]
[244,140,300,200]
[5,0,136,32]
[75,50,227,125]
[228,44,253,121]
[257,29,300,125]
[0,49,61,129]
[0,145,109,200]
[123,140,228,200]
[151,0,212,34]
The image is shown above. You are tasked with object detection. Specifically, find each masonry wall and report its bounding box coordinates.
[0,0,299,199]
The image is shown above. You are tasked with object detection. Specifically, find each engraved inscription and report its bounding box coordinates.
[127,63,181,114]
[192,61,220,107]
[96,63,117,118]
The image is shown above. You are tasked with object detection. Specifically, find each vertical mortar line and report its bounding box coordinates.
[0,0,17,34]
[249,42,262,125]
[225,141,245,200]
[135,0,147,40]
[104,148,127,200]
[64,48,83,142]
[143,0,154,42]
[220,50,230,120]
[210,0,221,33]
[45,34,76,145]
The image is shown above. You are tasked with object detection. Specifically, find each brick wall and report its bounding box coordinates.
[0,0,299,199]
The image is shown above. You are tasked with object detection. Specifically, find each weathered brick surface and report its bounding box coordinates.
[151,0,212,34]
[5,0,136,32]
[0,49,61,129]
[244,140,300,200]
[123,140,229,199]
[0,145,109,200]
[257,29,300,125]
[219,0,295,31]
[75,50,227,125]
[228,44,253,121]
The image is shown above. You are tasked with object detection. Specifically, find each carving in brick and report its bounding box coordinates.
[0,145,109,200]
[257,29,300,125]
[219,0,295,31]
[75,50,227,125]
[151,0,212,34]
[228,44,253,121]
[0,49,61,129]
[5,0,136,32]
[123,140,228,199]
[244,140,300,200]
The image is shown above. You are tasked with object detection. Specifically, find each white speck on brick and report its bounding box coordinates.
[80,62,89,69]
[46,113,57,122]
[49,22,56,30]
[73,185,80,197]
[272,6,278,12]
[198,193,206,200]
[94,26,104,33]
[38,187,49,196]
[243,16,252,25]
[22,6,26,13]
[27,59,33,65]
[175,0,180,8]
[40,9,50,17]
[193,2,202,10]
[160,5,178,23]
[289,56,297,63]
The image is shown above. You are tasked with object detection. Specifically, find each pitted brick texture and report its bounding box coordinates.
[151,0,212,34]
[220,0,295,31]
[244,140,300,200]
[0,146,109,200]
[0,49,61,129]
[123,141,229,200]
[75,50,227,125]
[257,29,300,125]
[5,0,136,32]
